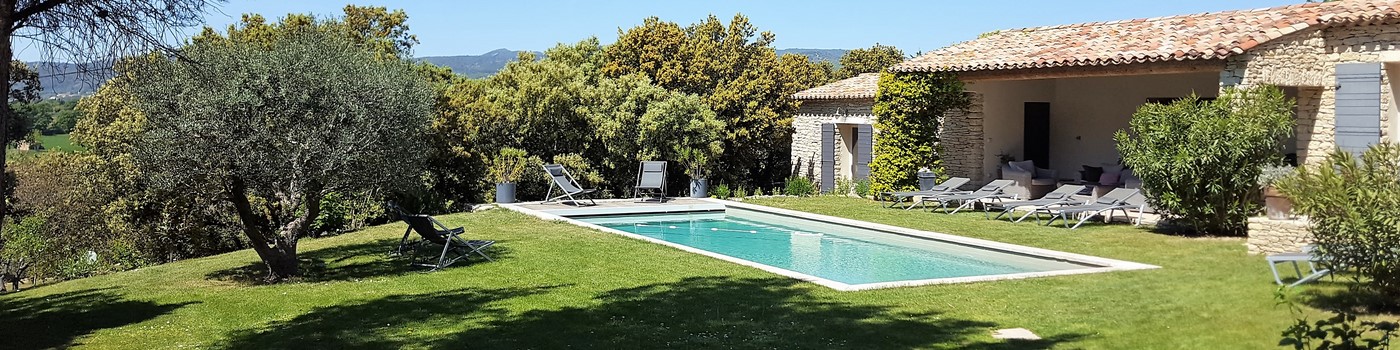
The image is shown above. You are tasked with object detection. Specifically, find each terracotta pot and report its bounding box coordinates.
[1263,186,1293,220]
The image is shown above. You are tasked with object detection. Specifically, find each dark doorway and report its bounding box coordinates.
[1023,102,1051,168]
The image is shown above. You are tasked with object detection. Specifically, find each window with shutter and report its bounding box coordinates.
[1335,62,1382,155]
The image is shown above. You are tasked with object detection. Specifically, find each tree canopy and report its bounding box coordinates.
[836,44,905,79]
[602,14,831,188]
[125,29,432,280]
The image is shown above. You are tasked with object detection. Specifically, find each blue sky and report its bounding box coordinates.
[18,0,1304,61]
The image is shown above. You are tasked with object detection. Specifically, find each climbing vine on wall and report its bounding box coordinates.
[869,72,968,193]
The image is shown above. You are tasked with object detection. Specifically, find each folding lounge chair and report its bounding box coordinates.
[1267,245,1333,287]
[1036,188,1141,229]
[983,184,1088,221]
[543,163,598,206]
[924,179,1016,214]
[399,213,495,271]
[879,177,971,209]
[634,161,667,202]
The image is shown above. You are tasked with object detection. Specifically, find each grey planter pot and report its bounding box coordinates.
[495,182,517,204]
[690,178,708,198]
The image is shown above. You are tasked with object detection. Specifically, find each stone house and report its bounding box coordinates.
[791,1,1400,192]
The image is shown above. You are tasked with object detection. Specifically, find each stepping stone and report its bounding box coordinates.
[992,328,1041,340]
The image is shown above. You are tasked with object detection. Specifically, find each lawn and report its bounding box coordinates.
[0,196,1372,349]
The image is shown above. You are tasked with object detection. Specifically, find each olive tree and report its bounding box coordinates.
[125,30,432,281]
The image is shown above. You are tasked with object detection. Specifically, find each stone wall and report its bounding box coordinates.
[790,98,875,185]
[790,93,986,190]
[1223,24,1400,164]
[940,92,986,187]
[1246,217,1314,255]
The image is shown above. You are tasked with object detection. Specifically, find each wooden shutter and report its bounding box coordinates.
[820,123,835,192]
[854,124,873,180]
[1335,62,1382,155]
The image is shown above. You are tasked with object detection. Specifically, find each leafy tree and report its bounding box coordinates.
[603,14,830,188]
[1278,144,1400,303]
[8,60,38,103]
[869,72,968,194]
[0,215,46,291]
[1115,87,1293,236]
[836,43,905,79]
[0,0,218,231]
[638,93,724,178]
[125,30,432,281]
[195,5,417,59]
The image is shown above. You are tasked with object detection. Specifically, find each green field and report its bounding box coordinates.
[6,134,85,160]
[0,197,1385,349]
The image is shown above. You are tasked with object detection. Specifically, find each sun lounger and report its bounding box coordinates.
[1267,245,1333,287]
[878,177,971,209]
[983,184,1088,221]
[386,202,494,271]
[634,161,667,202]
[924,180,1016,214]
[543,163,598,206]
[1035,188,1141,229]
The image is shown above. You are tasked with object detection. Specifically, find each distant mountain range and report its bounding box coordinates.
[25,48,850,97]
[420,48,849,79]
[26,61,112,99]
[415,49,543,79]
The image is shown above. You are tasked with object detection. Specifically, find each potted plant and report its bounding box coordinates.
[1258,164,1295,220]
[679,148,714,198]
[489,147,529,203]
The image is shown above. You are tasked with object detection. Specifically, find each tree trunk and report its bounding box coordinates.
[0,0,16,233]
[226,176,302,281]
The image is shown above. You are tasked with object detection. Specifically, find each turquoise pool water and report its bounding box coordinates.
[576,209,1094,285]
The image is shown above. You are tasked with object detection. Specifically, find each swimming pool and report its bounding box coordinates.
[509,199,1157,290]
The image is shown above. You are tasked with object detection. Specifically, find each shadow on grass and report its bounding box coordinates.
[218,277,1085,349]
[1295,279,1400,314]
[0,288,195,349]
[205,238,512,285]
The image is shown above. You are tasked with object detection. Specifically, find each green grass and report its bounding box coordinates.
[6,134,85,160]
[0,197,1384,349]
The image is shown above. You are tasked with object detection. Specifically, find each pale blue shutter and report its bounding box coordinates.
[854,124,873,180]
[1335,63,1382,155]
[820,123,835,192]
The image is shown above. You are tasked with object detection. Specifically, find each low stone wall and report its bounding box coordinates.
[1246,217,1313,255]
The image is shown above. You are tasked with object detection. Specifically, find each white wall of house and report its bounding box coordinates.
[1048,72,1220,176]
[968,71,1219,180]
[965,79,1053,181]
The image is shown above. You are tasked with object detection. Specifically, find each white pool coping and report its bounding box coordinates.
[501,198,1159,291]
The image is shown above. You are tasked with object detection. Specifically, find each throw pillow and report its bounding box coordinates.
[1081,165,1104,182]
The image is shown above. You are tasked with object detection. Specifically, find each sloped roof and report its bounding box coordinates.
[891,0,1400,73]
[792,73,880,100]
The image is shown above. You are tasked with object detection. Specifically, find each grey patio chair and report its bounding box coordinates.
[1267,245,1333,287]
[634,161,667,202]
[395,209,495,271]
[983,184,1088,222]
[543,163,598,206]
[924,179,1016,214]
[879,177,971,209]
[1035,188,1141,229]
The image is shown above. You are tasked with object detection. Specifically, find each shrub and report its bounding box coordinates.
[854,179,872,198]
[1259,164,1297,189]
[1281,310,1398,349]
[1278,144,1400,302]
[488,148,531,184]
[1114,86,1293,236]
[712,183,731,199]
[784,176,816,197]
[733,186,748,199]
[831,177,854,196]
[869,72,969,194]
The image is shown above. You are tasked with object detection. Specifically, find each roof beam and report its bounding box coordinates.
[951,60,1225,82]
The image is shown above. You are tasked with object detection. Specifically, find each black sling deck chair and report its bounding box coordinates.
[388,203,494,270]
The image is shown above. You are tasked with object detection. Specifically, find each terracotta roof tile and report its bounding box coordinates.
[892,1,1400,73]
[792,73,880,100]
